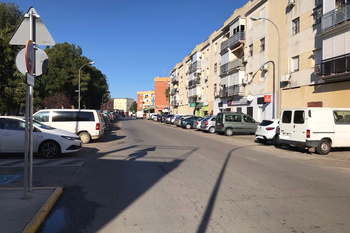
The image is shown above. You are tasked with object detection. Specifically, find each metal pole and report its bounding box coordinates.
[78,62,94,109]
[29,9,34,192]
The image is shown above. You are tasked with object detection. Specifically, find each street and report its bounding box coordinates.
[3,117,349,233]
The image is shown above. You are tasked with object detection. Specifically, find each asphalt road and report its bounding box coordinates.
[35,117,350,233]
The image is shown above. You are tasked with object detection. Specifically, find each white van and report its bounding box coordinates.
[279,108,350,154]
[33,109,105,143]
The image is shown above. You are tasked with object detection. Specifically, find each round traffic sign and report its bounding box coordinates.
[25,40,34,74]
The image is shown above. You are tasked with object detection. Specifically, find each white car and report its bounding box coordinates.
[255,119,280,145]
[0,116,82,158]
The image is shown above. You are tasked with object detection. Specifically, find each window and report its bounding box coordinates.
[292,56,299,72]
[292,17,300,35]
[243,115,255,123]
[249,44,253,56]
[260,38,265,52]
[282,111,292,123]
[33,111,49,122]
[3,119,25,130]
[52,111,75,122]
[334,111,350,124]
[294,111,305,124]
[77,112,94,121]
[313,7,322,25]
[237,107,242,113]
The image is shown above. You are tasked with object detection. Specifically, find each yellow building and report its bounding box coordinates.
[170,0,350,120]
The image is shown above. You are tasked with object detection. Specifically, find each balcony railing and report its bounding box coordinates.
[221,31,245,52]
[322,2,350,31]
[189,61,201,74]
[220,59,244,75]
[228,85,245,97]
[220,85,245,97]
[318,53,350,79]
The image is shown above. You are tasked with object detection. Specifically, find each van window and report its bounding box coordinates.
[225,114,241,122]
[216,114,223,122]
[294,111,305,124]
[282,111,292,123]
[52,111,75,122]
[77,112,94,121]
[334,111,350,124]
[34,111,49,122]
[243,115,255,123]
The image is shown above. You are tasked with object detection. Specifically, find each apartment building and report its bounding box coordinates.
[113,98,134,115]
[170,0,350,121]
[137,90,155,112]
[154,77,170,113]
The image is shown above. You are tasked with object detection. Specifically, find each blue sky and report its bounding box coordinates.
[7,0,248,100]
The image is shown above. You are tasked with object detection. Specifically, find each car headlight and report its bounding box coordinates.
[61,136,80,141]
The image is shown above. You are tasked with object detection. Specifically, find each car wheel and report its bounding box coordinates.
[273,135,281,147]
[186,124,191,129]
[40,141,61,158]
[225,128,233,136]
[79,132,91,144]
[316,139,331,155]
[209,127,215,134]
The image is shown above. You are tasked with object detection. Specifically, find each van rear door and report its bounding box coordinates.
[291,110,306,142]
[333,110,350,147]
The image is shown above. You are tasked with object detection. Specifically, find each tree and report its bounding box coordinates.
[0,3,23,114]
[165,86,170,102]
[130,101,137,113]
[41,92,71,109]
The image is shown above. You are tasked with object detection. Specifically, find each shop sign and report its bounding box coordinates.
[264,95,271,103]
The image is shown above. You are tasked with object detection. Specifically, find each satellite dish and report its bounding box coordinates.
[247,95,253,102]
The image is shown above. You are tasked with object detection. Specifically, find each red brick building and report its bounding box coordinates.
[154,77,170,114]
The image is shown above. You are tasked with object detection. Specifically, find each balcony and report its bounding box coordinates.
[318,53,350,81]
[220,59,244,76]
[322,3,350,31]
[187,78,201,88]
[220,85,244,98]
[220,31,245,52]
[227,85,245,97]
[171,88,178,95]
[171,75,178,83]
[188,61,201,74]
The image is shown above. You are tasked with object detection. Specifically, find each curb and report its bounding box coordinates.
[22,187,63,233]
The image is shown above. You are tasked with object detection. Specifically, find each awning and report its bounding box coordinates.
[230,44,243,53]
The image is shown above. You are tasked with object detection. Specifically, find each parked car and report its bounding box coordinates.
[0,116,82,158]
[165,115,174,124]
[192,117,204,130]
[33,109,105,144]
[278,107,350,155]
[255,119,280,145]
[215,112,259,136]
[200,115,217,133]
[152,114,160,121]
[181,116,202,129]
[175,115,192,127]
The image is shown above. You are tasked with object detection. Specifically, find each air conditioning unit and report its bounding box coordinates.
[281,74,291,82]
[314,64,321,75]
[288,0,296,6]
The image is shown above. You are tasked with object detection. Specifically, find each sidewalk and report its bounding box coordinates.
[0,187,62,233]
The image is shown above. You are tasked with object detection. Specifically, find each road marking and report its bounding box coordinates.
[0,158,85,167]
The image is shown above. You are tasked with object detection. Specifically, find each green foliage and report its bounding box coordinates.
[130,101,137,113]
[0,4,109,114]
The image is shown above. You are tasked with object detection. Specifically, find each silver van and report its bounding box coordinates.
[33,109,105,143]
[215,112,259,136]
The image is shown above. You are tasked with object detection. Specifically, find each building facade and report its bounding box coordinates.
[154,77,170,114]
[137,91,155,112]
[170,0,350,121]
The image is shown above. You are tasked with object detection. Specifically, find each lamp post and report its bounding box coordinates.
[251,16,281,118]
[78,61,95,109]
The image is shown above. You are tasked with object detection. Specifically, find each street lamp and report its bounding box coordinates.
[250,16,281,118]
[78,61,95,109]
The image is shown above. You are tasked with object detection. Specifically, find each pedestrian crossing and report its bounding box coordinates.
[0,158,85,167]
